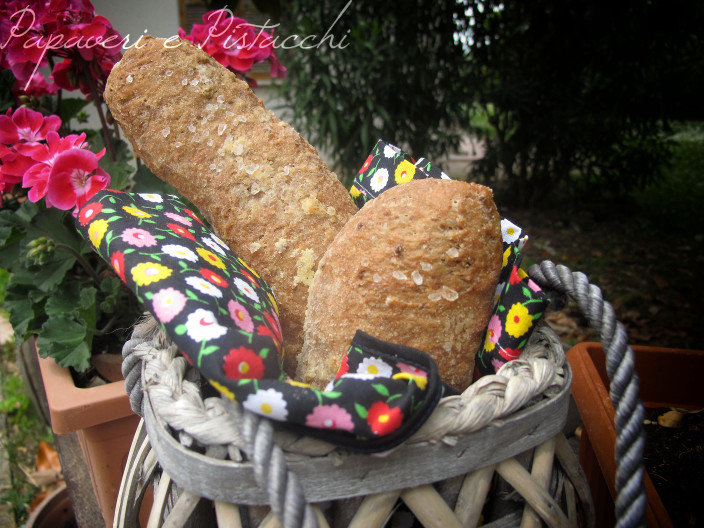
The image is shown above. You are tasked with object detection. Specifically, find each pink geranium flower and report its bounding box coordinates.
[0,1,123,96]
[12,73,59,99]
[0,107,61,144]
[19,131,88,204]
[46,148,110,211]
[179,9,286,82]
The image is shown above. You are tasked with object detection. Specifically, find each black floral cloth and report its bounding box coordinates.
[74,190,444,452]
[349,140,551,377]
[74,140,550,451]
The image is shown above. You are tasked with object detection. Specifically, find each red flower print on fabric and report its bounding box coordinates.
[167,222,196,241]
[110,251,126,282]
[336,354,350,378]
[184,208,205,225]
[199,267,228,287]
[359,154,372,174]
[223,346,265,379]
[509,265,522,285]
[499,347,521,361]
[78,201,103,226]
[257,310,283,353]
[367,401,403,436]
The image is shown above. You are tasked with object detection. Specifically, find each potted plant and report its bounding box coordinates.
[567,341,704,528]
[0,3,285,525]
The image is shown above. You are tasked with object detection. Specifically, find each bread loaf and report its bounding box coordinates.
[298,178,502,390]
[104,37,357,376]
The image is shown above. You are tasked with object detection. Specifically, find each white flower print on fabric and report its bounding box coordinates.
[185,276,223,298]
[233,277,259,302]
[501,218,523,245]
[202,236,225,255]
[211,233,230,251]
[162,244,199,262]
[243,389,288,421]
[370,168,389,192]
[184,309,227,342]
[356,357,393,378]
[138,193,163,202]
[383,143,401,158]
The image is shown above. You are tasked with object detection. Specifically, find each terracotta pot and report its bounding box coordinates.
[37,353,140,528]
[567,342,704,528]
[25,483,76,528]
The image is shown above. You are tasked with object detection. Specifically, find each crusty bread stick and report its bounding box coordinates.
[298,179,502,391]
[105,37,357,376]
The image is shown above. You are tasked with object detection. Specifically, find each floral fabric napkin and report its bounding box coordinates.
[349,139,550,377]
[74,190,444,452]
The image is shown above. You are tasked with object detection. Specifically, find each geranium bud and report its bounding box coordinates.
[26,237,55,266]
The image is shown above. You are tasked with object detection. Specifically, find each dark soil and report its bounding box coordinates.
[500,188,704,527]
[503,200,704,350]
[643,408,704,528]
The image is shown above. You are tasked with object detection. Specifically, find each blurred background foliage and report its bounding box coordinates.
[275,0,704,204]
[277,0,472,187]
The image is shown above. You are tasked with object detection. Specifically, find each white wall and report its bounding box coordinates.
[92,0,180,42]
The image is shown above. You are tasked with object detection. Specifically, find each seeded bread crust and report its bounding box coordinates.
[105,37,357,376]
[298,179,502,391]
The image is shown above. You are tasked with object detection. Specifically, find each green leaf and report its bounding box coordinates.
[57,98,90,122]
[354,403,368,419]
[372,383,390,397]
[99,158,133,191]
[321,391,342,399]
[2,287,41,340]
[131,165,179,194]
[38,338,92,372]
[37,315,91,372]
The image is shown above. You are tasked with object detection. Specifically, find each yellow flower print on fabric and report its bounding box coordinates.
[505,302,532,338]
[392,373,428,390]
[239,258,260,278]
[394,159,416,184]
[286,379,314,389]
[267,292,279,316]
[122,205,152,219]
[502,247,511,268]
[131,262,172,287]
[88,219,108,248]
[350,185,361,199]
[197,247,226,269]
[209,380,236,401]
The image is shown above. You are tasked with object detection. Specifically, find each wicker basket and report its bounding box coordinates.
[114,261,647,528]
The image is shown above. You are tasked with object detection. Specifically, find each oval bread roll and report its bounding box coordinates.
[104,37,357,376]
[298,178,502,390]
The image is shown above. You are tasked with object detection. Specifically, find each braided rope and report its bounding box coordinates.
[527,261,647,528]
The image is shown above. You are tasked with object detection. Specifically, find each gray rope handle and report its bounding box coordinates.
[240,412,318,528]
[528,260,647,528]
